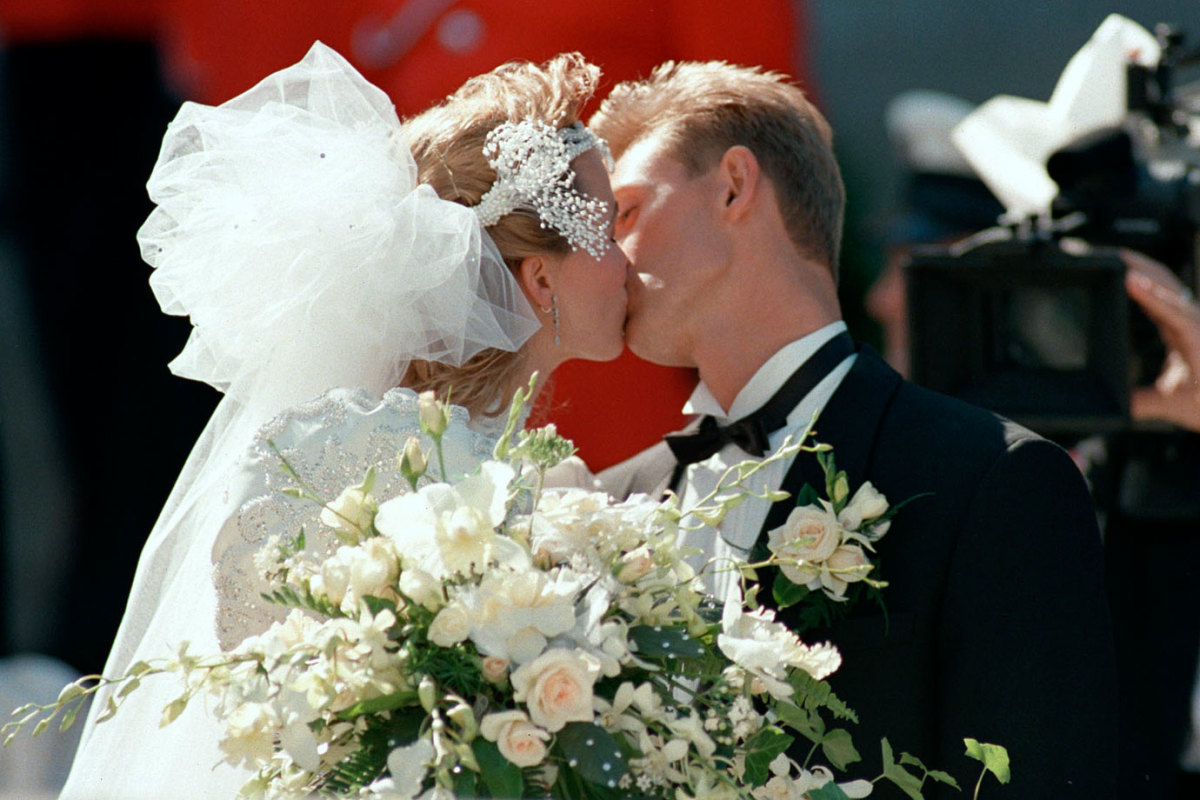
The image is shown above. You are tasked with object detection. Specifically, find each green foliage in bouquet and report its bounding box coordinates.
[3,378,1009,800]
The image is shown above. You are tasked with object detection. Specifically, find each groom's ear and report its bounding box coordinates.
[717,146,760,222]
[517,254,555,308]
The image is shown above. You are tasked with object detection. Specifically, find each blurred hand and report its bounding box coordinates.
[1122,249,1200,433]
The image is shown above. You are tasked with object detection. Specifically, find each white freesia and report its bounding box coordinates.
[320,481,375,542]
[458,568,582,664]
[376,461,515,579]
[837,481,888,531]
[511,648,601,732]
[718,591,841,699]
[384,737,435,799]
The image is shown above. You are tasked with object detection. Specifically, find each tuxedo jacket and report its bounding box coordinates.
[599,346,1118,799]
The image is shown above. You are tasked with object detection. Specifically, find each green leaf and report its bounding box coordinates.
[820,727,860,771]
[772,577,811,609]
[808,783,851,800]
[360,595,397,618]
[160,696,188,728]
[59,701,83,732]
[554,722,627,790]
[471,738,523,797]
[336,690,418,720]
[964,738,1011,785]
[925,769,960,789]
[627,625,704,659]
[795,483,822,507]
[743,727,794,787]
[880,739,925,800]
[899,752,926,770]
[774,702,822,744]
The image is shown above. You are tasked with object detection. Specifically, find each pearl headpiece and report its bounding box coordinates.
[473,120,614,259]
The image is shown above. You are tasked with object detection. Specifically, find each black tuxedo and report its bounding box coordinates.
[599,346,1118,798]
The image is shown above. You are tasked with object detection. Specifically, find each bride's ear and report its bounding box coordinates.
[517,254,556,309]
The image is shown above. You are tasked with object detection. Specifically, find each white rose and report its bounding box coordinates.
[399,566,443,611]
[436,505,495,577]
[428,602,471,647]
[820,545,871,597]
[348,537,400,604]
[320,484,375,542]
[480,710,551,768]
[511,649,601,732]
[838,481,888,531]
[766,502,843,585]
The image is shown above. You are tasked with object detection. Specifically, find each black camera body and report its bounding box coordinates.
[905,25,1200,436]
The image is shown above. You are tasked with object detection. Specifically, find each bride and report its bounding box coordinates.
[60,42,629,799]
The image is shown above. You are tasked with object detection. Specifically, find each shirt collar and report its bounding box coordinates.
[683,321,850,421]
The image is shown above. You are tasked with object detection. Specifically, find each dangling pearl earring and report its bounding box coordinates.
[540,296,560,346]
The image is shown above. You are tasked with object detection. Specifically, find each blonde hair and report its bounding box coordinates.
[398,52,601,416]
[590,61,844,278]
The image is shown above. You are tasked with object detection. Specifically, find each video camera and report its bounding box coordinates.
[905,23,1200,437]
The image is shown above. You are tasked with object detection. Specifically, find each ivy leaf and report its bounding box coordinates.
[774,702,822,744]
[880,739,925,800]
[472,738,523,798]
[808,783,851,800]
[925,769,960,789]
[743,727,793,787]
[772,577,810,609]
[964,738,1011,785]
[820,727,861,770]
[555,722,627,790]
[627,625,704,659]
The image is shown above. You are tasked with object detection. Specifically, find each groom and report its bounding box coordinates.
[590,62,1117,797]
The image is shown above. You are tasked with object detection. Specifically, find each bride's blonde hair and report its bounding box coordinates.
[399,52,601,417]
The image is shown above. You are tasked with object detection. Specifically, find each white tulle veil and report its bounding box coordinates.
[61,42,541,798]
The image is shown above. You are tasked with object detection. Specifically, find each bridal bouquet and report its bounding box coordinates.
[5,384,1009,799]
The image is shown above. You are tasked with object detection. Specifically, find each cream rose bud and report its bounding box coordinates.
[320,484,375,542]
[482,656,510,685]
[616,546,655,583]
[511,648,602,732]
[480,710,551,768]
[766,503,842,585]
[400,435,426,479]
[821,545,871,597]
[838,481,888,531]
[428,602,471,647]
[418,390,448,436]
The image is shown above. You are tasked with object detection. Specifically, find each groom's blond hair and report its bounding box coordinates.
[591,60,844,278]
[399,52,601,416]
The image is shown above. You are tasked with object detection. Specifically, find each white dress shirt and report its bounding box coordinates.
[677,321,856,602]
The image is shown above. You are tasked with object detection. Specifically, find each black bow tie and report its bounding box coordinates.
[664,331,855,471]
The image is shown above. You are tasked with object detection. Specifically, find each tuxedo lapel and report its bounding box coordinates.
[761,346,903,538]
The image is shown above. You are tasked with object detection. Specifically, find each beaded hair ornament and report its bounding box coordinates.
[473,120,614,259]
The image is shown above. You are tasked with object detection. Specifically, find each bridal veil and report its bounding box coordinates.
[61,42,539,798]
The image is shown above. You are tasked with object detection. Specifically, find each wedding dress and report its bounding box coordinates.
[60,42,538,800]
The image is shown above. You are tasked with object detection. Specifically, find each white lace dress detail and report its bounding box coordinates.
[212,387,497,650]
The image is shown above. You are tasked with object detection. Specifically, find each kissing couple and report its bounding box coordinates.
[61,43,1116,799]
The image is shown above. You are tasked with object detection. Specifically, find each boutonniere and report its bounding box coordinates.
[763,448,921,632]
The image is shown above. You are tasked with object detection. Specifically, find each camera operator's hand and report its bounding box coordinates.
[1122,249,1200,433]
